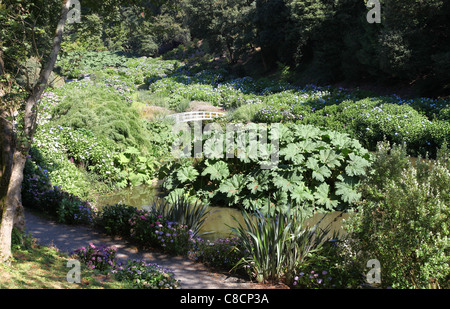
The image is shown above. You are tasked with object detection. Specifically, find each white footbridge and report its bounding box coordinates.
[165,111,226,123]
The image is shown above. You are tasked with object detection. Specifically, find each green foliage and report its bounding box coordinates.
[113,259,180,289]
[96,198,210,256]
[73,243,117,272]
[160,123,371,215]
[345,141,450,289]
[189,237,247,273]
[56,51,129,79]
[158,195,209,238]
[291,238,365,289]
[96,204,137,237]
[56,194,95,225]
[302,97,449,157]
[231,206,334,283]
[182,0,255,63]
[128,208,193,256]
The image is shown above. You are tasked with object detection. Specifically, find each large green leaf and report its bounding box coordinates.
[319,149,342,168]
[335,181,361,204]
[246,176,268,194]
[313,183,338,210]
[290,182,314,204]
[117,152,130,165]
[176,165,199,183]
[345,153,371,176]
[201,160,229,181]
[306,157,332,182]
[292,124,321,140]
[327,130,352,149]
[218,174,246,197]
[124,146,140,155]
[272,175,292,192]
[279,143,301,161]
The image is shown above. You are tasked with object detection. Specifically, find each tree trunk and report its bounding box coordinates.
[0,0,70,262]
[0,150,25,260]
[0,109,16,222]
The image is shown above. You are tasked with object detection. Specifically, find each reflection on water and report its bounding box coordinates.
[95,184,349,241]
[95,185,244,240]
[95,185,161,209]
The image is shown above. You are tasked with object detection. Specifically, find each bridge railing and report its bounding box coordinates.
[165,111,226,122]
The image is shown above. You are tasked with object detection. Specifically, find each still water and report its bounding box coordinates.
[95,185,349,241]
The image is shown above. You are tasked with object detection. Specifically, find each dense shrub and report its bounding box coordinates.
[56,51,129,79]
[73,243,117,271]
[22,155,95,225]
[189,237,246,273]
[95,204,137,237]
[291,238,365,289]
[160,123,372,215]
[128,208,193,256]
[345,141,450,289]
[72,243,180,289]
[56,194,95,225]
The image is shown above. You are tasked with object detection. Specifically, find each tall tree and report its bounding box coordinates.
[0,0,71,262]
[0,0,168,262]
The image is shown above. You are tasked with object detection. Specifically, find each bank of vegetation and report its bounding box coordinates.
[1,0,449,289]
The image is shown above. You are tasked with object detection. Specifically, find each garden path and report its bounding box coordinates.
[23,209,271,289]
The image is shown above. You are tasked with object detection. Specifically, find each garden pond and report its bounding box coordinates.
[95,184,350,241]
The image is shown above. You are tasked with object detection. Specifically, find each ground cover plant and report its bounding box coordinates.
[71,241,180,289]
[112,259,180,289]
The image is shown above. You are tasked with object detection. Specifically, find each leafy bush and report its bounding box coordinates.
[25,127,97,198]
[128,208,193,256]
[112,259,180,289]
[57,194,95,225]
[56,51,129,79]
[73,243,117,271]
[22,155,96,225]
[158,195,209,238]
[290,237,365,289]
[96,204,137,237]
[51,83,148,150]
[189,237,247,274]
[160,123,372,215]
[345,141,450,289]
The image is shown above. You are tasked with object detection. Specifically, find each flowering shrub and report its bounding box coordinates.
[129,209,193,256]
[292,270,334,289]
[112,259,180,289]
[73,243,117,271]
[73,243,180,289]
[189,237,246,273]
[22,157,95,225]
[57,194,95,225]
[96,204,137,237]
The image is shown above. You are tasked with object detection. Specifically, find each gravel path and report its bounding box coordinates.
[23,209,266,289]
